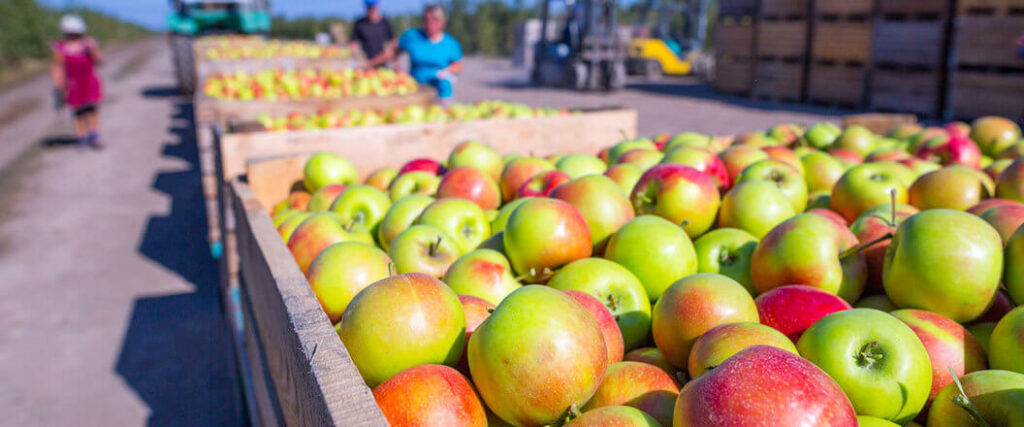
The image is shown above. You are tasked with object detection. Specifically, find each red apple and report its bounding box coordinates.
[616,148,665,172]
[373,364,486,427]
[755,285,853,342]
[499,157,554,202]
[564,290,625,365]
[661,146,732,191]
[287,212,373,273]
[550,174,634,254]
[631,164,721,238]
[603,163,643,195]
[915,135,982,169]
[980,203,1024,244]
[829,148,864,165]
[399,157,445,175]
[719,145,768,183]
[502,198,591,283]
[687,321,798,378]
[516,169,570,198]
[437,166,501,210]
[306,184,347,212]
[581,361,679,426]
[891,309,988,403]
[623,347,681,384]
[967,198,1020,216]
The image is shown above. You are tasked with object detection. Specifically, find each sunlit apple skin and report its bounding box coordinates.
[674,345,858,427]
[883,209,1003,323]
[661,146,731,191]
[276,211,311,243]
[755,285,852,342]
[971,116,1022,156]
[834,125,877,157]
[831,163,909,223]
[306,184,347,212]
[364,168,398,192]
[607,138,657,165]
[915,135,982,169]
[985,158,1015,182]
[329,185,392,238]
[502,198,592,283]
[287,212,373,273]
[927,370,1024,427]
[687,322,797,378]
[455,295,494,375]
[719,145,769,184]
[272,192,311,216]
[373,364,486,427]
[388,224,462,278]
[631,164,721,239]
[443,249,522,306]
[801,151,845,194]
[808,208,850,229]
[830,148,865,166]
[303,151,358,192]
[858,416,901,427]
[605,215,698,302]
[582,361,679,426]
[517,169,570,198]
[717,179,796,238]
[763,145,805,174]
[751,213,867,302]
[388,170,440,201]
[651,273,759,369]
[468,286,607,427]
[909,166,991,211]
[850,202,919,292]
[603,163,643,195]
[306,241,392,323]
[376,194,433,252]
[990,306,1024,374]
[417,197,490,252]
[968,197,1020,216]
[556,153,608,179]
[551,175,634,254]
[997,158,1024,202]
[692,227,758,294]
[624,347,681,384]
[891,309,988,403]
[499,157,554,202]
[566,406,661,427]
[488,197,533,236]
[979,203,1024,244]
[399,157,445,176]
[1007,224,1024,305]
[340,273,465,387]
[437,166,501,210]
[564,290,625,365]
[448,140,504,181]
[737,159,808,213]
[616,148,665,172]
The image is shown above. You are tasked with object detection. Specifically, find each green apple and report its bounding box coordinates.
[363,167,398,192]
[802,122,842,149]
[801,151,845,194]
[832,125,877,157]
[1007,224,1024,305]
[489,197,534,235]
[996,158,1024,202]
[329,185,391,237]
[276,211,311,243]
[604,164,643,195]
[909,166,992,211]
[927,370,1024,427]
[499,157,554,202]
[719,145,769,183]
[303,151,357,192]
[551,174,634,254]
[854,294,899,312]
[990,306,1024,374]
[616,148,665,172]
[287,212,374,273]
[376,194,433,252]
[306,184,347,212]
[857,416,900,427]
[417,197,490,252]
[305,241,391,323]
[663,132,711,152]
[388,171,440,201]
[693,227,758,294]
[796,308,931,423]
[687,322,797,378]
[556,153,607,178]
[737,159,808,213]
[502,198,592,283]
[830,163,909,223]
[607,138,656,165]
[388,224,462,278]
[448,140,503,181]
[443,249,521,306]
[605,215,697,301]
[718,179,796,238]
[970,116,1022,156]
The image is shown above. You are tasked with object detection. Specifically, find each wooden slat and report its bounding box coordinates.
[950,71,1024,120]
[811,22,875,63]
[714,22,757,58]
[953,16,1024,68]
[880,0,952,17]
[957,0,1024,16]
[757,21,809,58]
[753,60,805,101]
[232,180,388,426]
[872,21,947,67]
[815,0,874,16]
[808,64,869,107]
[720,0,759,17]
[870,68,942,116]
[713,56,756,94]
[760,0,809,19]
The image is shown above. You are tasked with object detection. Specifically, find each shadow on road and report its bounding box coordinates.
[39,135,80,149]
[624,80,849,115]
[116,100,242,426]
[140,86,184,99]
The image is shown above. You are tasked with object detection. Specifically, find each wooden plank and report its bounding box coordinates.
[720,0,759,17]
[872,21,947,67]
[753,60,805,101]
[757,21,809,58]
[232,180,388,427]
[811,22,875,64]
[714,22,757,58]
[815,0,874,16]
[760,0,809,19]
[713,56,756,94]
[870,68,942,117]
[880,0,952,17]
[842,113,919,134]
[808,63,869,107]
[953,16,1024,68]
[957,0,1024,16]
[950,71,1024,120]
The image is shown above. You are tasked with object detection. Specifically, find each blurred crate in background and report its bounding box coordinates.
[946,1,1024,119]
[869,0,951,117]
[753,0,809,102]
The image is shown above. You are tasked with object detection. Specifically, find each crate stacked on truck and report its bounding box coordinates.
[753,0,811,103]
[946,0,1024,120]
[806,0,876,109]
[713,0,759,95]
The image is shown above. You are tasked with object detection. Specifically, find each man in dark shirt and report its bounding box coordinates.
[350,0,394,68]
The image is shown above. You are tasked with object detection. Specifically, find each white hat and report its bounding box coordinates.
[60,15,87,34]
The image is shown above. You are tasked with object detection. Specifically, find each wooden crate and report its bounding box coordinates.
[714,21,757,58]
[957,0,1024,16]
[949,71,1024,120]
[811,22,875,64]
[720,0,759,18]
[757,21,809,59]
[760,0,809,19]
[880,0,952,17]
[872,21,948,67]
[953,16,1024,68]
[808,63,870,108]
[713,55,755,95]
[753,59,805,102]
[815,0,874,17]
[870,67,943,116]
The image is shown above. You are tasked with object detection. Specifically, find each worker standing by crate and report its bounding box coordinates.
[351,0,395,68]
[384,5,464,103]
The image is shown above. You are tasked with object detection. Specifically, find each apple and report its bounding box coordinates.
[850,202,919,292]
[287,212,373,273]
[884,209,1003,323]
[970,116,1022,156]
[969,198,1021,216]
[564,290,624,364]
[687,322,797,378]
[751,213,867,302]
[623,347,680,384]
[891,309,988,404]
[417,198,490,252]
[605,215,698,301]
[443,249,522,305]
[616,148,664,172]
[566,406,660,427]
[674,345,858,426]
[999,141,1024,159]
[303,151,358,192]
[1007,225,1024,305]
[388,170,440,201]
[631,164,720,238]
[718,179,796,238]
[388,224,462,278]
[581,361,679,426]
[915,135,982,169]
[448,140,503,181]
[606,138,657,165]
[372,364,486,427]
[556,153,607,178]
[469,286,606,426]
[734,132,778,148]
[927,370,1024,427]
[550,175,634,254]
[276,211,311,243]
[502,198,591,283]
[831,163,909,222]
[499,157,554,202]
[996,158,1024,202]
[548,257,652,351]
[651,273,759,369]
[376,194,433,252]
[974,291,1014,324]
[738,159,808,213]
[488,197,533,235]
[769,123,803,145]
[797,308,931,423]
[306,184,347,212]
[867,148,911,163]
[692,227,758,294]
[857,416,901,427]
[755,285,853,342]
[985,158,1014,182]
[968,322,997,354]
[340,273,465,387]
[663,132,712,152]
[271,192,310,216]
[719,145,769,183]
[456,294,494,374]
[801,151,846,194]
[898,157,943,178]
[990,306,1024,374]
[809,207,851,229]
[832,125,877,157]
[803,122,842,148]
[603,163,643,194]
[399,157,445,176]
[763,146,805,174]
[888,123,923,140]
[306,241,392,323]
[980,203,1024,244]
[364,168,398,192]
[437,166,501,210]
[516,169,570,198]
[329,185,391,237]
[660,146,731,191]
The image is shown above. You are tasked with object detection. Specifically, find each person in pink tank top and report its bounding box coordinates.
[51,15,104,149]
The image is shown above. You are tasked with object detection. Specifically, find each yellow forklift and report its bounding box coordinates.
[626,0,711,78]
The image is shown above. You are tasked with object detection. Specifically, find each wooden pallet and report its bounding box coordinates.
[870,67,943,117]
[757,21,809,59]
[873,21,948,68]
[814,0,874,18]
[957,0,1024,17]
[808,62,870,108]
[811,21,875,64]
[880,0,952,18]
[753,59,805,102]
[713,55,756,95]
[952,16,1024,68]
[715,20,757,58]
[948,70,1024,120]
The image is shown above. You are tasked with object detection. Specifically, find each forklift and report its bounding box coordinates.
[626,0,712,79]
[531,0,626,91]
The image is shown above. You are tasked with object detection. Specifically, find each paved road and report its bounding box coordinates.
[0,40,842,426]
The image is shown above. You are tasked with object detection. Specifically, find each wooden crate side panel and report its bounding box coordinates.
[880,0,952,16]
[872,22,947,66]
[815,0,874,16]
[870,69,942,116]
[812,22,875,63]
[760,0,809,18]
[757,22,809,58]
[720,0,759,17]
[753,61,805,100]
[808,65,869,106]
[713,57,755,93]
[714,23,757,57]
[957,0,1024,15]
[232,180,388,427]
[201,87,437,126]
[951,72,1024,120]
[953,17,1024,67]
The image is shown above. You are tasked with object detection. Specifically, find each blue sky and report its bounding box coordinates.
[40,0,428,29]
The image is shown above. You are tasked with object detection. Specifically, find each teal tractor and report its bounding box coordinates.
[167,0,272,94]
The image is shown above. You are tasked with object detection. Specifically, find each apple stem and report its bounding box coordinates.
[948,366,990,427]
[840,233,893,260]
[428,235,443,256]
[856,341,884,368]
[565,403,582,423]
[889,188,898,227]
[387,262,396,277]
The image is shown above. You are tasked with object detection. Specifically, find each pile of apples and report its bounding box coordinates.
[201,68,417,101]
[256,101,575,131]
[202,39,350,61]
[269,115,1024,426]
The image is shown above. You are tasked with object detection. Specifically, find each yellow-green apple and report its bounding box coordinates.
[687,322,797,378]
[388,170,440,201]
[969,198,1021,215]
[631,164,720,238]
[605,215,698,301]
[891,309,988,404]
[909,128,950,152]
[271,208,299,226]
[443,249,521,305]
[399,157,445,175]
[971,116,1022,156]
[271,192,310,216]
[755,285,853,342]
[604,163,643,194]
[388,224,462,278]
[833,125,878,157]
[340,273,465,386]
[674,345,857,426]
[996,158,1024,202]
[516,169,570,198]
[980,203,1024,243]
[581,361,679,426]
[719,145,769,183]
[306,241,392,323]
[276,211,311,243]
[867,148,911,163]
[329,185,391,237]
[455,294,493,374]
[990,306,1024,374]
[718,179,796,238]
[737,159,807,212]
[796,308,932,423]
[693,227,758,294]
[999,141,1024,159]
[927,369,1024,427]
[769,123,803,146]
[566,406,660,427]
[488,197,533,235]
[803,122,842,148]
[898,157,943,177]
[551,174,634,254]
[858,416,901,427]
[417,198,490,252]
[883,209,1003,322]
[502,198,591,283]
[498,157,554,202]
[829,148,865,166]
[915,135,983,169]
[850,202,919,292]
[968,322,997,354]
[306,184,347,212]
[734,132,778,147]
[437,166,501,210]
[763,146,805,174]
[1007,225,1024,305]
[303,151,357,192]
[372,364,486,427]
[831,163,909,222]
[801,151,845,194]
[548,258,652,351]
[468,286,606,426]
[624,347,679,382]
[364,167,397,192]
[663,132,711,152]
[985,158,1014,181]
[616,148,664,172]
[808,207,851,229]
[889,123,923,140]
[564,290,624,364]
[376,194,433,252]
[751,213,867,302]
[660,146,731,191]
[651,273,759,369]
[607,138,656,165]
[447,140,503,181]
[556,153,607,179]
[287,212,373,273]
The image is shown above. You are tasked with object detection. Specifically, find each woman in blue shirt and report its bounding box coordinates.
[389,5,463,102]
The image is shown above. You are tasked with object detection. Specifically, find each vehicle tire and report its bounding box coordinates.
[644,60,664,80]
[171,35,196,95]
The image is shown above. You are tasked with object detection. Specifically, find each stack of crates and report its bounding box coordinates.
[713,0,759,95]
[946,0,1024,120]
[807,0,876,108]
[753,0,811,103]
